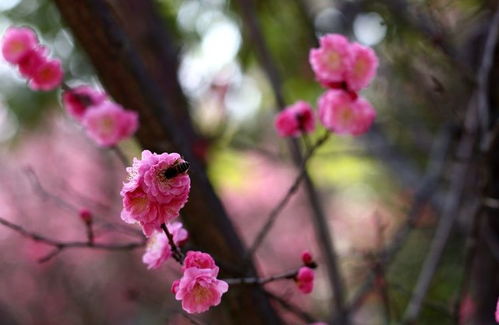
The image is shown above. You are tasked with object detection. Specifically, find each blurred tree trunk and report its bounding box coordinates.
[51,0,282,324]
[467,23,499,323]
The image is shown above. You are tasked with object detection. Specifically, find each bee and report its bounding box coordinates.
[163,159,190,179]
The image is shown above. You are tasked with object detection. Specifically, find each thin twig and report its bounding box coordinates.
[25,167,142,237]
[224,269,298,285]
[402,10,499,323]
[265,290,318,323]
[85,220,95,246]
[246,132,330,258]
[25,167,79,213]
[0,216,146,263]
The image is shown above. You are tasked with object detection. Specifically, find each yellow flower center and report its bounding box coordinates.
[192,284,213,304]
[10,41,26,55]
[325,51,341,70]
[130,196,148,213]
[98,116,115,135]
[353,58,368,78]
[339,106,354,125]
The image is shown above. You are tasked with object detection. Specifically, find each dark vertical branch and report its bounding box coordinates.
[234,0,349,323]
[51,0,282,323]
[402,9,499,323]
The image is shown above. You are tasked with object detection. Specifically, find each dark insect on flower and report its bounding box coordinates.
[163,159,190,179]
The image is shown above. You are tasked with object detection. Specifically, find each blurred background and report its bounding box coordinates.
[0,0,497,324]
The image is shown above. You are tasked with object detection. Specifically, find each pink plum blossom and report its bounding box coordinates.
[175,267,228,314]
[309,34,351,87]
[82,100,138,147]
[62,86,107,120]
[1,27,38,64]
[345,42,378,91]
[142,230,171,269]
[120,150,191,236]
[28,58,64,91]
[496,297,499,323]
[18,46,46,78]
[183,251,216,271]
[295,266,314,294]
[318,89,375,135]
[274,100,315,137]
[169,221,189,246]
[301,250,313,265]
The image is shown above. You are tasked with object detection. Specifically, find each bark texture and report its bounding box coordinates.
[51,0,282,323]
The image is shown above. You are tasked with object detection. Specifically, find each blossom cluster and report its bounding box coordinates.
[1,27,138,147]
[1,26,63,91]
[275,33,378,137]
[62,86,138,147]
[120,150,191,237]
[171,251,229,314]
[120,150,231,314]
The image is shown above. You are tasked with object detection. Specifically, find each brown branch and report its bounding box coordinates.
[161,223,184,264]
[224,269,299,286]
[53,1,283,323]
[0,216,146,263]
[25,166,142,238]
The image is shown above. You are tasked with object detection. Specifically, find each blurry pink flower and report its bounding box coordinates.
[82,100,138,146]
[1,27,38,64]
[295,266,314,294]
[183,251,216,271]
[274,101,315,137]
[345,43,378,91]
[18,46,46,78]
[175,267,228,314]
[28,58,64,91]
[301,250,313,265]
[79,209,92,224]
[169,221,189,246]
[318,90,375,135]
[142,230,171,270]
[309,34,351,87]
[121,150,191,236]
[62,85,107,120]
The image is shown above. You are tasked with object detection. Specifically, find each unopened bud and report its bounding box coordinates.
[79,209,92,224]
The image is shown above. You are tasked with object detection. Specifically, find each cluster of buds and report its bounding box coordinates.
[295,250,317,294]
[275,33,378,137]
[1,26,63,91]
[62,86,138,147]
